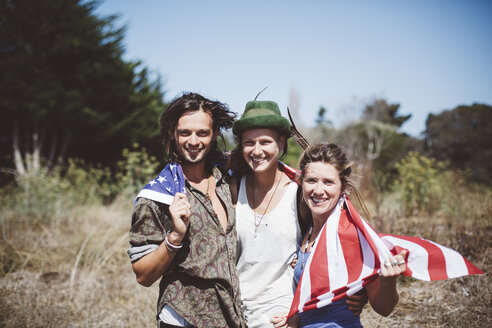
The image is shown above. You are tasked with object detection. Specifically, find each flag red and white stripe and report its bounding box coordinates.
[288,195,484,318]
[279,160,300,180]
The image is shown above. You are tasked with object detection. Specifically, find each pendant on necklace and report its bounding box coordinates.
[254,213,260,238]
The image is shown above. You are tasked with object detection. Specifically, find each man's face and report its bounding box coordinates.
[174,110,216,165]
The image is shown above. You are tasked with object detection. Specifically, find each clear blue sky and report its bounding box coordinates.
[96,0,492,137]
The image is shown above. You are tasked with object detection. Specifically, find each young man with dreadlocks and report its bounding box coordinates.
[128,93,246,328]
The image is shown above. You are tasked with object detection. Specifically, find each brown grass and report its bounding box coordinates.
[0,187,490,327]
[0,198,157,328]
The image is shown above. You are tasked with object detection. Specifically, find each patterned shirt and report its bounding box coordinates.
[129,167,246,328]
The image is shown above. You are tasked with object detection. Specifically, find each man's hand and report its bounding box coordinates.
[346,289,369,316]
[168,192,191,243]
[132,193,191,287]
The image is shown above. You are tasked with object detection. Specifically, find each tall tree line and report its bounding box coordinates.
[309,99,492,186]
[425,103,492,184]
[0,0,165,177]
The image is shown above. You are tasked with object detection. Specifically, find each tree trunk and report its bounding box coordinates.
[59,131,71,163]
[12,123,44,178]
[48,132,58,164]
[32,129,40,171]
[13,122,26,176]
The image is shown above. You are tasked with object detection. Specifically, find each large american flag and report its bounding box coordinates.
[288,195,484,318]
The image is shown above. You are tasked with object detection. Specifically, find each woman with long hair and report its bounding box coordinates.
[291,143,407,327]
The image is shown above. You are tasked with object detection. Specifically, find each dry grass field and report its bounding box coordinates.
[0,198,158,327]
[0,182,490,327]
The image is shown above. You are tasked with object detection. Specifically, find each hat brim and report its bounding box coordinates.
[233,115,291,136]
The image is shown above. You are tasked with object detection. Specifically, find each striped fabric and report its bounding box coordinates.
[279,160,301,180]
[288,195,484,318]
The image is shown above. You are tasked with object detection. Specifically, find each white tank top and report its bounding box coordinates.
[236,176,302,328]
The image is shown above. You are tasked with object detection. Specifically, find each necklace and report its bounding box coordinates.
[301,226,314,270]
[252,174,282,238]
[205,176,211,200]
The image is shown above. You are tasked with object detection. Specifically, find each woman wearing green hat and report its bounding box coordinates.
[229,100,303,328]
[229,100,366,328]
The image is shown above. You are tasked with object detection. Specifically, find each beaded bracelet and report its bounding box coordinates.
[165,233,183,253]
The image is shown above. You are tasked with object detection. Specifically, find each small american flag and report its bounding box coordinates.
[288,195,484,318]
[135,162,187,205]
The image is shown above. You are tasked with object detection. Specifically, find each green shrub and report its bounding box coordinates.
[283,139,303,169]
[394,152,450,215]
[0,144,160,226]
[114,143,160,198]
[0,160,112,224]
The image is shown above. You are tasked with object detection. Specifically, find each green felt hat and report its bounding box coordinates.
[233,100,291,136]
